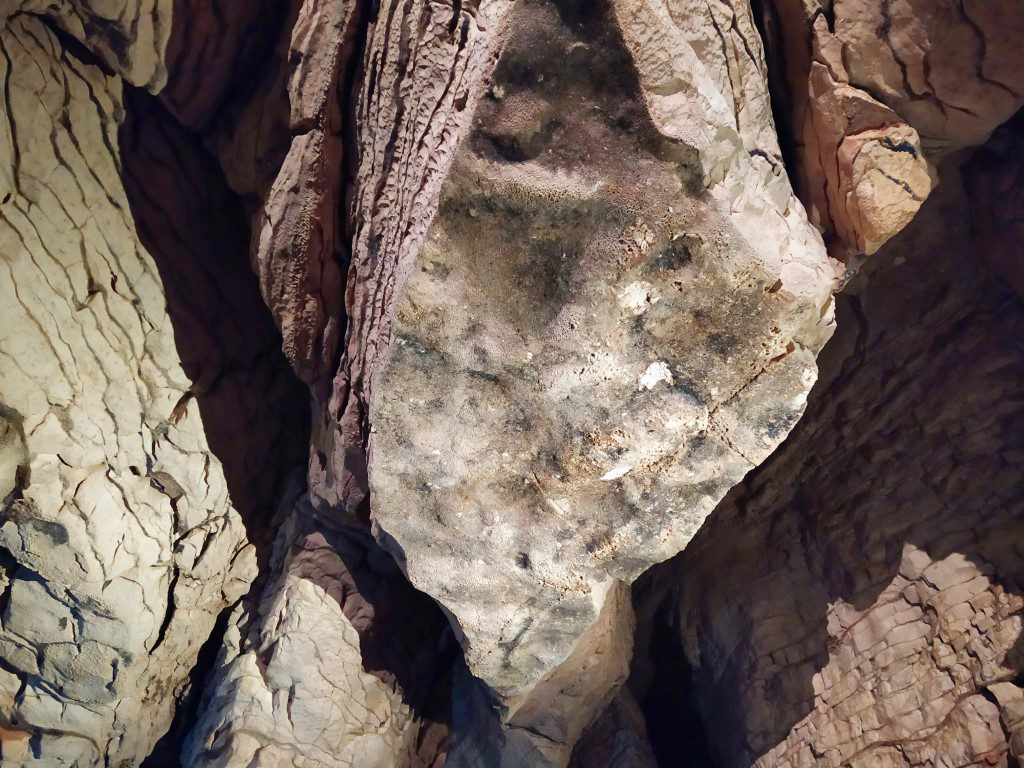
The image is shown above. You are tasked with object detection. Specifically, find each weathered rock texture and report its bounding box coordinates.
[634,142,1024,767]
[0,0,1021,765]
[759,0,1024,257]
[182,501,451,768]
[0,10,261,765]
[170,1,520,764]
[310,0,515,519]
[370,3,836,759]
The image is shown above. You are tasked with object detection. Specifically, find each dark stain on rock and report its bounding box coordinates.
[30,519,69,546]
[648,238,695,272]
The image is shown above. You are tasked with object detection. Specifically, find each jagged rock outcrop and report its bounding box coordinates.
[182,501,450,768]
[0,0,1021,765]
[759,0,1024,258]
[633,140,1024,767]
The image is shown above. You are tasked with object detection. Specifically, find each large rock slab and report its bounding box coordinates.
[369,0,838,759]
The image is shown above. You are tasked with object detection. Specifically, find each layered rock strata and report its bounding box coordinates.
[0,11,258,765]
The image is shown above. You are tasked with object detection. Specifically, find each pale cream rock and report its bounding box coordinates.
[0,10,254,765]
[184,510,445,768]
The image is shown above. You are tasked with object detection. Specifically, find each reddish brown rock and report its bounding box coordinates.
[964,113,1024,298]
[309,0,515,519]
[761,0,1024,258]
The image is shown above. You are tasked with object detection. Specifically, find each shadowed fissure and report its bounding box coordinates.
[119,22,467,763]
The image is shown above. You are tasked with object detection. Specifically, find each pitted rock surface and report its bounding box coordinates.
[0,0,1022,764]
[369,0,837,754]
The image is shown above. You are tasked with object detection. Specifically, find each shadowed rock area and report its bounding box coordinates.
[631,128,1024,767]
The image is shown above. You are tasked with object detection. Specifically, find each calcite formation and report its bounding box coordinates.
[0,0,1021,765]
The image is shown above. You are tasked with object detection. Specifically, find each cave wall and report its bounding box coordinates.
[0,12,263,764]
[640,127,1024,767]
[757,0,1023,259]
[0,0,1021,765]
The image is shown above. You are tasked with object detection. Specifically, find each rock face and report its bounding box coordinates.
[370,0,835,758]
[760,0,1024,258]
[0,0,1022,766]
[182,503,449,768]
[634,144,1024,767]
[0,11,260,765]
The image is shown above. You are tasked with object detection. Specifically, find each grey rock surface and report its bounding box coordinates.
[369,0,837,759]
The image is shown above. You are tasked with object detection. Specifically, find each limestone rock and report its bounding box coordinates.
[154,2,518,765]
[760,0,1024,257]
[309,0,515,519]
[183,505,448,768]
[1,0,1022,764]
[637,144,1024,768]
[568,689,658,768]
[0,11,258,765]
[17,0,171,89]
[369,0,836,760]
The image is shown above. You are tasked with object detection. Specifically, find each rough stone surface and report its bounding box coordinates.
[183,503,449,768]
[369,0,836,759]
[310,0,515,520]
[180,2,521,765]
[14,0,172,89]
[636,148,1024,767]
[1,0,1022,764]
[568,689,657,768]
[232,0,354,396]
[0,11,260,765]
[760,0,1024,257]
[158,0,356,396]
